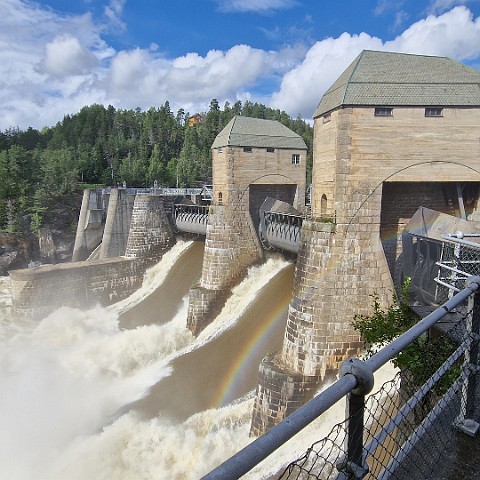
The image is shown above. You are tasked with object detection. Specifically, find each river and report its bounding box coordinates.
[0,241,394,479]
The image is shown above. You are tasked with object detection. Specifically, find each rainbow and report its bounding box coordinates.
[212,292,292,408]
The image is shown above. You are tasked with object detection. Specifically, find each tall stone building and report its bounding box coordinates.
[187,115,307,334]
[251,50,480,435]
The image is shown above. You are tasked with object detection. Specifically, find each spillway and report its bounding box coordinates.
[0,243,307,479]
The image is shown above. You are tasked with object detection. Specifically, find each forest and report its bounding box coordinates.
[0,99,313,237]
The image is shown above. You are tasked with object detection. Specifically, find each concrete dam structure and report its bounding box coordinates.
[185,115,308,335]
[8,50,480,438]
[11,190,179,320]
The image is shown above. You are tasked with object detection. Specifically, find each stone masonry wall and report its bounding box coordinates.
[186,195,263,334]
[125,194,176,268]
[10,257,143,321]
[250,354,322,436]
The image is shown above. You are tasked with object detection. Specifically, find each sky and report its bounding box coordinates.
[2,0,480,131]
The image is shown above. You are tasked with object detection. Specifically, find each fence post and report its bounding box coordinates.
[337,359,375,479]
[457,276,480,436]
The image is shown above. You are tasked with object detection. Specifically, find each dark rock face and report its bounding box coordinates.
[0,191,82,276]
[0,234,29,275]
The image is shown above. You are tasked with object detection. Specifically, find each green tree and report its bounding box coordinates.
[177,125,202,187]
[147,144,166,186]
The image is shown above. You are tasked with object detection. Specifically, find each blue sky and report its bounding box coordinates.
[2,0,480,130]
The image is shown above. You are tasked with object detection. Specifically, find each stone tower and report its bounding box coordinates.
[251,50,480,435]
[187,116,307,334]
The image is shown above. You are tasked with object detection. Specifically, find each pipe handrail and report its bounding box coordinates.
[202,277,480,479]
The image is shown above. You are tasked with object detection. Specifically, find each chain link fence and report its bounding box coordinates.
[276,235,480,480]
[277,315,478,480]
[204,236,480,480]
[435,235,480,304]
[404,233,480,307]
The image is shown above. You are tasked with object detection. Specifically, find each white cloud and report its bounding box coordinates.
[41,35,98,77]
[1,1,480,130]
[104,0,126,30]
[385,6,480,59]
[107,45,268,108]
[216,0,298,13]
[428,0,470,15]
[271,6,480,118]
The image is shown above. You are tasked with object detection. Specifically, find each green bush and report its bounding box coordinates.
[352,278,459,393]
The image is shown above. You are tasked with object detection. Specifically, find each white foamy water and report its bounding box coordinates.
[0,254,298,479]
[111,240,194,316]
[0,248,397,480]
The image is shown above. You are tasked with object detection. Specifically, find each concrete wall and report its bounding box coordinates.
[10,257,143,321]
[13,191,177,321]
[99,188,135,259]
[72,189,108,261]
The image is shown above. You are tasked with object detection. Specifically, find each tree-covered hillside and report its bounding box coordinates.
[0,99,313,236]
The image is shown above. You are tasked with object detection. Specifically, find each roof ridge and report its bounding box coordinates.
[343,51,365,105]
[228,115,239,146]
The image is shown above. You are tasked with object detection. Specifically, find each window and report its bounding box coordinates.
[321,194,327,217]
[292,154,300,165]
[374,107,393,116]
[218,192,223,205]
[243,147,252,153]
[266,147,275,153]
[425,107,443,117]
[218,147,223,153]
[323,113,331,123]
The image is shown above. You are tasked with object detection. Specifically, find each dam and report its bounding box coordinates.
[8,49,480,446]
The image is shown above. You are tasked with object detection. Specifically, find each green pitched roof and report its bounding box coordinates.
[212,115,307,150]
[314,50,480,118]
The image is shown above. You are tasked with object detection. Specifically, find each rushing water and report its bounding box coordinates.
[0,241,296,479]
[0,241,395,479]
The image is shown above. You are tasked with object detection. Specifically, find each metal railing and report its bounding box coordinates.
[401,231,480,307]
[203,277,480,479]
[435,233,480,302]
[94,186,210,197]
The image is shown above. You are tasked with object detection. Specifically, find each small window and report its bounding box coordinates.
[323,113,331,123]
[266,147,275,153]
[321,194,327,217]
[374,107,393,116]
[218,192,223,205]
[243,147,252,153]
[292,154,300,165]
[218,147,223,153]
[425,107,443,117]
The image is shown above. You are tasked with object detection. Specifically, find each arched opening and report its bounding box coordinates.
[321,194,327,217]
[218,192,223,205]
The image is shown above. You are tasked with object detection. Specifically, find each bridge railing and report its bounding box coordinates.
[202,278,480,479]
[95,186,207,196]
